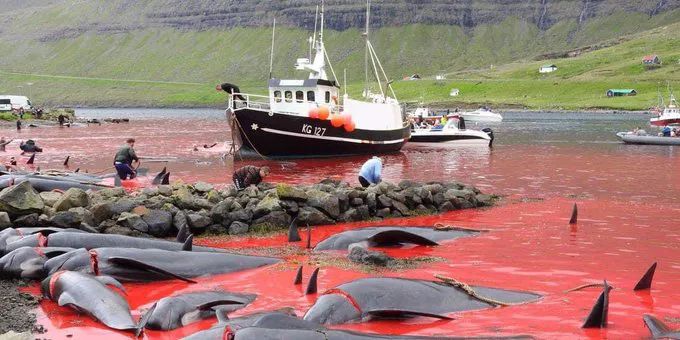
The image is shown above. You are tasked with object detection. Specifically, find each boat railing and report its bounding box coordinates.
[228,92,271,112]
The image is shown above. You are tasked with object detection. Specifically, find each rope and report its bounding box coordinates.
[433,223,487,232]
[434,274,511,307]
[229,108,269,161]
[563,283,613,293]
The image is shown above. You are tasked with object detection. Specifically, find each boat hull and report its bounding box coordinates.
[410,133,489,143]
[231,109,410,158]
[617,132,680,145]
[460,112,503,123]
[649,117,680,126]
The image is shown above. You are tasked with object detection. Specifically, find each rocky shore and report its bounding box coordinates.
[0,179,494,238]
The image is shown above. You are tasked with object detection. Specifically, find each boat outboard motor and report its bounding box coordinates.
[482,128,494,147]
[457,116,466,130]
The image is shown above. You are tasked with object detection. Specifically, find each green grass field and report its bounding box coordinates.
[0,11,678,110]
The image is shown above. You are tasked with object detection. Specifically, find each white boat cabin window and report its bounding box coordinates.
[325,91,331,103]
[307,91,315,102]
[274,91,282,103]
[296,91,304,103]
[285,91,293,103]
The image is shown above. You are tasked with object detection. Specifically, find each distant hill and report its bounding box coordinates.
[0,1,678,109]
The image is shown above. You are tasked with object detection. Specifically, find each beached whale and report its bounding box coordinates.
[0,228,85,255]
[144,290,256,330]
[41,271,144,335]
[3,232,216,255]
[303,277,541,325]
[0,174,112,192]
[313,226,479,251]
[44,247,280,282]
[643,314,680,339]
[183,311,531,340]
[0,246,73,279]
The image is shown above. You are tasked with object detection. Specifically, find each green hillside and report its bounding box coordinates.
[0,4,678,109]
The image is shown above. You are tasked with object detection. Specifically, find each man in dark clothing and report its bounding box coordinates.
[216,83,247,101]
[19,140,43,154]
[232,165,270,190]
[16,120,21,131]
[113,138,139,180]
[58,114,66,126]
[0,137,13,152]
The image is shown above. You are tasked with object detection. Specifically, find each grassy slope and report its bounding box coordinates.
[0,9,678,109]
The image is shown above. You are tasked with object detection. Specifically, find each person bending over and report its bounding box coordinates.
[113,138,139,180]
[358,156,382,188]
[19,140,43,154]
[216,82,247,102]
[232,165,270,190]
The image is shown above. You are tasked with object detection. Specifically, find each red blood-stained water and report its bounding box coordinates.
[6,110,680,339]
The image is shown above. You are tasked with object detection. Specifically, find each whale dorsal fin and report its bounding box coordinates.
[582,280,611,328]
[182,234,194,251]
[368,230,438,247]
[287,216,301,242]
[107,257,197,283]
[365,309,454,320]
[634,262,657,291]
[151,167,167,185]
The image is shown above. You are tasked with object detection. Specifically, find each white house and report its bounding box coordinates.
[449,88,460,97]
[539,64,557,73]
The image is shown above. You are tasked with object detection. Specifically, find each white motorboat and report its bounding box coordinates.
[459,107,503,123]
[410,116,494,146]
[649,88,679,126]
[617,131,680,145]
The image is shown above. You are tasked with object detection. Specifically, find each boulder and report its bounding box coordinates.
[206,224,228,235]
[69,207,95,227]
[228,221,249,235]
[377,195,393,208]
[280,200,299,214]
[338,208,362,222]
[439,201,456,212]
[297,206,334,226]
[142,209,173,237]
[386,191,406,203]
[220,185,238,198]
[356,205,371,220]
[193,181,214,193]
[173,210,189,233]
[90,202,114,225]
[104,225,134,236]
[50,211,83,229]
[0,181,45,217]
[117,212,149,233]
[206,190,221,203]
[254,192,282,218]
[157,185,173,196]
[242,186,259,198]
[307,189,340,218]
[276,184,308,201]
[444,189,475,201]
[252,210,291,231]
[392,201,410,216]
[366,192,377,211]
[348,246,394,267]
[110,199,137,215]
[99,187,126,199]
[210,199,233,224]
[432,193,446,206]
[0,211,11,230]
[422,183,444,195]
[228,209,253,223]
[350,197,363,206]
[13,213,40,228]
[141,187,159,196]
[187,213,211,232]
[475,194,494,207]
[376,208,391,218]
[132,205,149,216]
[39,191,63,207]
[398,180,421,190]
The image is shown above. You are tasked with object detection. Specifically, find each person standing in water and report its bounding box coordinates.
[232,165,270,190]
[113,138,139,180]
[358,156,383,187]
[0,137,13,152]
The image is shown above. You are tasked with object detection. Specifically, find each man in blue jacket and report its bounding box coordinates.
[358,156,382,187]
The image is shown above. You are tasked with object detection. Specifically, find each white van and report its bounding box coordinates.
[0,95,33,111]
[0,99,12,112]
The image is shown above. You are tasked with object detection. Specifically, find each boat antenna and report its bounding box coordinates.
[319,0,324,43]
[363,0,370,97]
[343,68,347,96]
[269,17,276,79]
[311,5,319,60]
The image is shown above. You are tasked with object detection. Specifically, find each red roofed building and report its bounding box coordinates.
[642,55,661,66]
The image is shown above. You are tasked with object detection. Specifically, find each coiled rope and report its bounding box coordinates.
[434,274,511,307]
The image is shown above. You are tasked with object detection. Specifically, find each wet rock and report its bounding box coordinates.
[142,209,173,237]
[117,212,149,233]
[220,185,238,198]
[433,193,446,206]
[348,246,394,267]
[0,181,44,217]
[475,194,494,207]
[356,205,371,220]
[366,192,377,211]
[444,189,475,201]
[306,189,340,218]
[50,211,83,229]
[104,225,134,236]
[69,207,95,227]
[228,221,249,235]
[206,190,221,203]
[97,219,117,233]
[193,181,214,193]
[39,191,62,207]
[348,190,366,200]
[376,208,391,218]
[90,202,114,225]
[242,186,259,198]
[398,180,421,189]
[280,200,299,214]
[210,199,233,224]
[99,187,126,199]
[173,210,189,233]
[459,200,476,209]
[13,213,40,228]
[422,183,444,195]
[297,206,334,226]
[110,199,136,215]
[392,201,410,216]
[257,182,277,191]
[252,210,291,231]
[206,224,227,234]
[276,183,308,201]
[439,201,456,212]
[0,212,11,230]
[157,185,173,196]
[187,213,211,232]
[377,195,393,208]
[338,208,361,222]
[228,209,253,223]
[254,192,282,218]
[141,187,159,196]
[350,197,363,206]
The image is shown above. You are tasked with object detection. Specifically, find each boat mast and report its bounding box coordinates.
[269,18,276,79]
[363,0,370,97]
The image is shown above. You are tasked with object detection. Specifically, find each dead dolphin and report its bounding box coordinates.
[1,228,85,255]
[41,271,144,335]
[0,246,73,279]
[0,174,112,192]
[4,232,218,255]
[303,277,541,325]
[184,311,531,340]
[45,247,280,282]
[313,226,479,251]
[144,290,256,330]
[182,309,298,340]
[643,314,680,339]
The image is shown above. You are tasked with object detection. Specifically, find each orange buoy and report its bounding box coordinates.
[308,108,320,119]
[330,114,344,127]
[344,121,356,132]
[341,113,352,125]
[318,106,330,120]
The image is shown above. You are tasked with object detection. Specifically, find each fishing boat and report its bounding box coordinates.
[459,107,503,123]
[410,116,494,146]
[226,1,409,158]
[616,131,680,145]
[649,87,679,126]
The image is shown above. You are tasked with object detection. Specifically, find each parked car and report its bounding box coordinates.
[0,99,12,112]
[0,95,33,111]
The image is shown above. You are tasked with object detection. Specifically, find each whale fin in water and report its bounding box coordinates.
[294,266,303,285]
[368,230,439,247]
[582,280,611,328]
[569,203,578,224]
[306,224,312,249]
[161,172,170,185]
[643,314,680,339]
[107,257,197,283]
[182,234,193,251]
[26,154,35,165]
[151,167,167,185]
[63,156,70,166]
[634,262,657,291]
[305,267,319,295]
[287,216,301,242]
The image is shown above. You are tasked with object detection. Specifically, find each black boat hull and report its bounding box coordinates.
[231,109,410,158]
